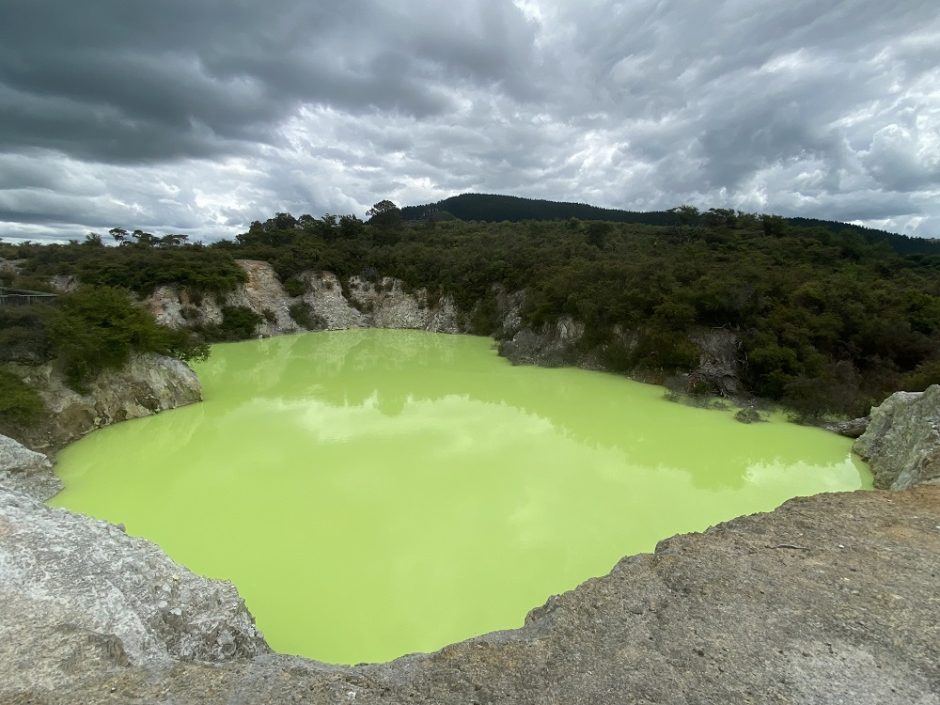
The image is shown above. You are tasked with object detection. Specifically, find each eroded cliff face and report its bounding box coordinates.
[147,262,464,336]
[854,385,940,489]
[6,353,202,453]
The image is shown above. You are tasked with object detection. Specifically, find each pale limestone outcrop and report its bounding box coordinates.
[347,276,461,332]
[225,260,300,336]
[9,353,202,452]
[147,285,223,329]
[853,385,940,489]
[149,266,459,337]
[0,486,268,695]
[300,271,364,329]
[146,260,298,336]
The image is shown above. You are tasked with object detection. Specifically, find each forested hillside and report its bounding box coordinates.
[402,194,940,256]
[4,208,940,419]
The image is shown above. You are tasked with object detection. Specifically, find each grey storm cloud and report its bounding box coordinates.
[0,0,937,242]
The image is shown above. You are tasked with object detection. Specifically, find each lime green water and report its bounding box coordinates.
[52,329,870,664]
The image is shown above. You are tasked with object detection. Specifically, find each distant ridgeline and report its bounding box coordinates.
[402,193,940,256]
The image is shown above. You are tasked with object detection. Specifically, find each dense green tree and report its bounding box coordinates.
[366,200,402,229]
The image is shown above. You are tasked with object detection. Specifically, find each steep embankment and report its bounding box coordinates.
[146,259,743,396]
[6,353,201,455]
[1,385,938,703]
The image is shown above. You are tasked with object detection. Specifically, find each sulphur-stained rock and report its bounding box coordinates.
[349,276,462,332]
[4,486,938,704]
[0,433,61,500]
[301,271,365,329]
[0,486,268,694]
[147,285,223,329]
[226,259,299,336]
[10,353,202,452]
[854,385,940,489]
[296,271,463,333]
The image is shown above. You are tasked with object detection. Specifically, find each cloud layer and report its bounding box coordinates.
[1,0,938,241]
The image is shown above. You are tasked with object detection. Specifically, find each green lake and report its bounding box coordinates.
[52,329,871,664]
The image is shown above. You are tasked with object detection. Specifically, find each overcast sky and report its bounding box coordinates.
[1,0,938,242]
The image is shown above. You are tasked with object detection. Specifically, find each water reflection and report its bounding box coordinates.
[54,329,870,664]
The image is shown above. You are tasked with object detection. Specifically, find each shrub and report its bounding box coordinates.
[288,302,321,329]
[213,306,263,341]
[283,277,307,297]
[0,370,44,426]
[46,285,207,391]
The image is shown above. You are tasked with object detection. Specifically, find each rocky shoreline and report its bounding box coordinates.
[1,465,937,704]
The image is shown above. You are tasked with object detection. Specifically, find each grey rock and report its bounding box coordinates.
[4,486,938,704]
[0,433,61,500]
[48,274,79,293]
[734,406,764,424]
[0,485,268,695]
[147,284,224,329]
[823,416,870,438]
[499,315,584,367]
[300,271,365,329]
[689,328,743,396]
[294,272,463,333]
[0,432,51,475]
[854,385,940,489]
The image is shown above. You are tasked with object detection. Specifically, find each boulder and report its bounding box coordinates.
[853,385,940,489]
[823,416,870,438]
[0,433,60,500]
[0,486,268,694]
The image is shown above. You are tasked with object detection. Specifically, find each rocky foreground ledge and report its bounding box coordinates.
[1,484,937,705]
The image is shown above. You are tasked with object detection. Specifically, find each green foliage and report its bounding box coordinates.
[283,276,307,297]
[366,200,402,230]
[12,242,246,296]
[46,286,206,390]
[0,306,52,363]
[0,371,44,427]
[206,306,263,341]
[901,359,940,392]
[8,204,940,417]
[288,302,320,329]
